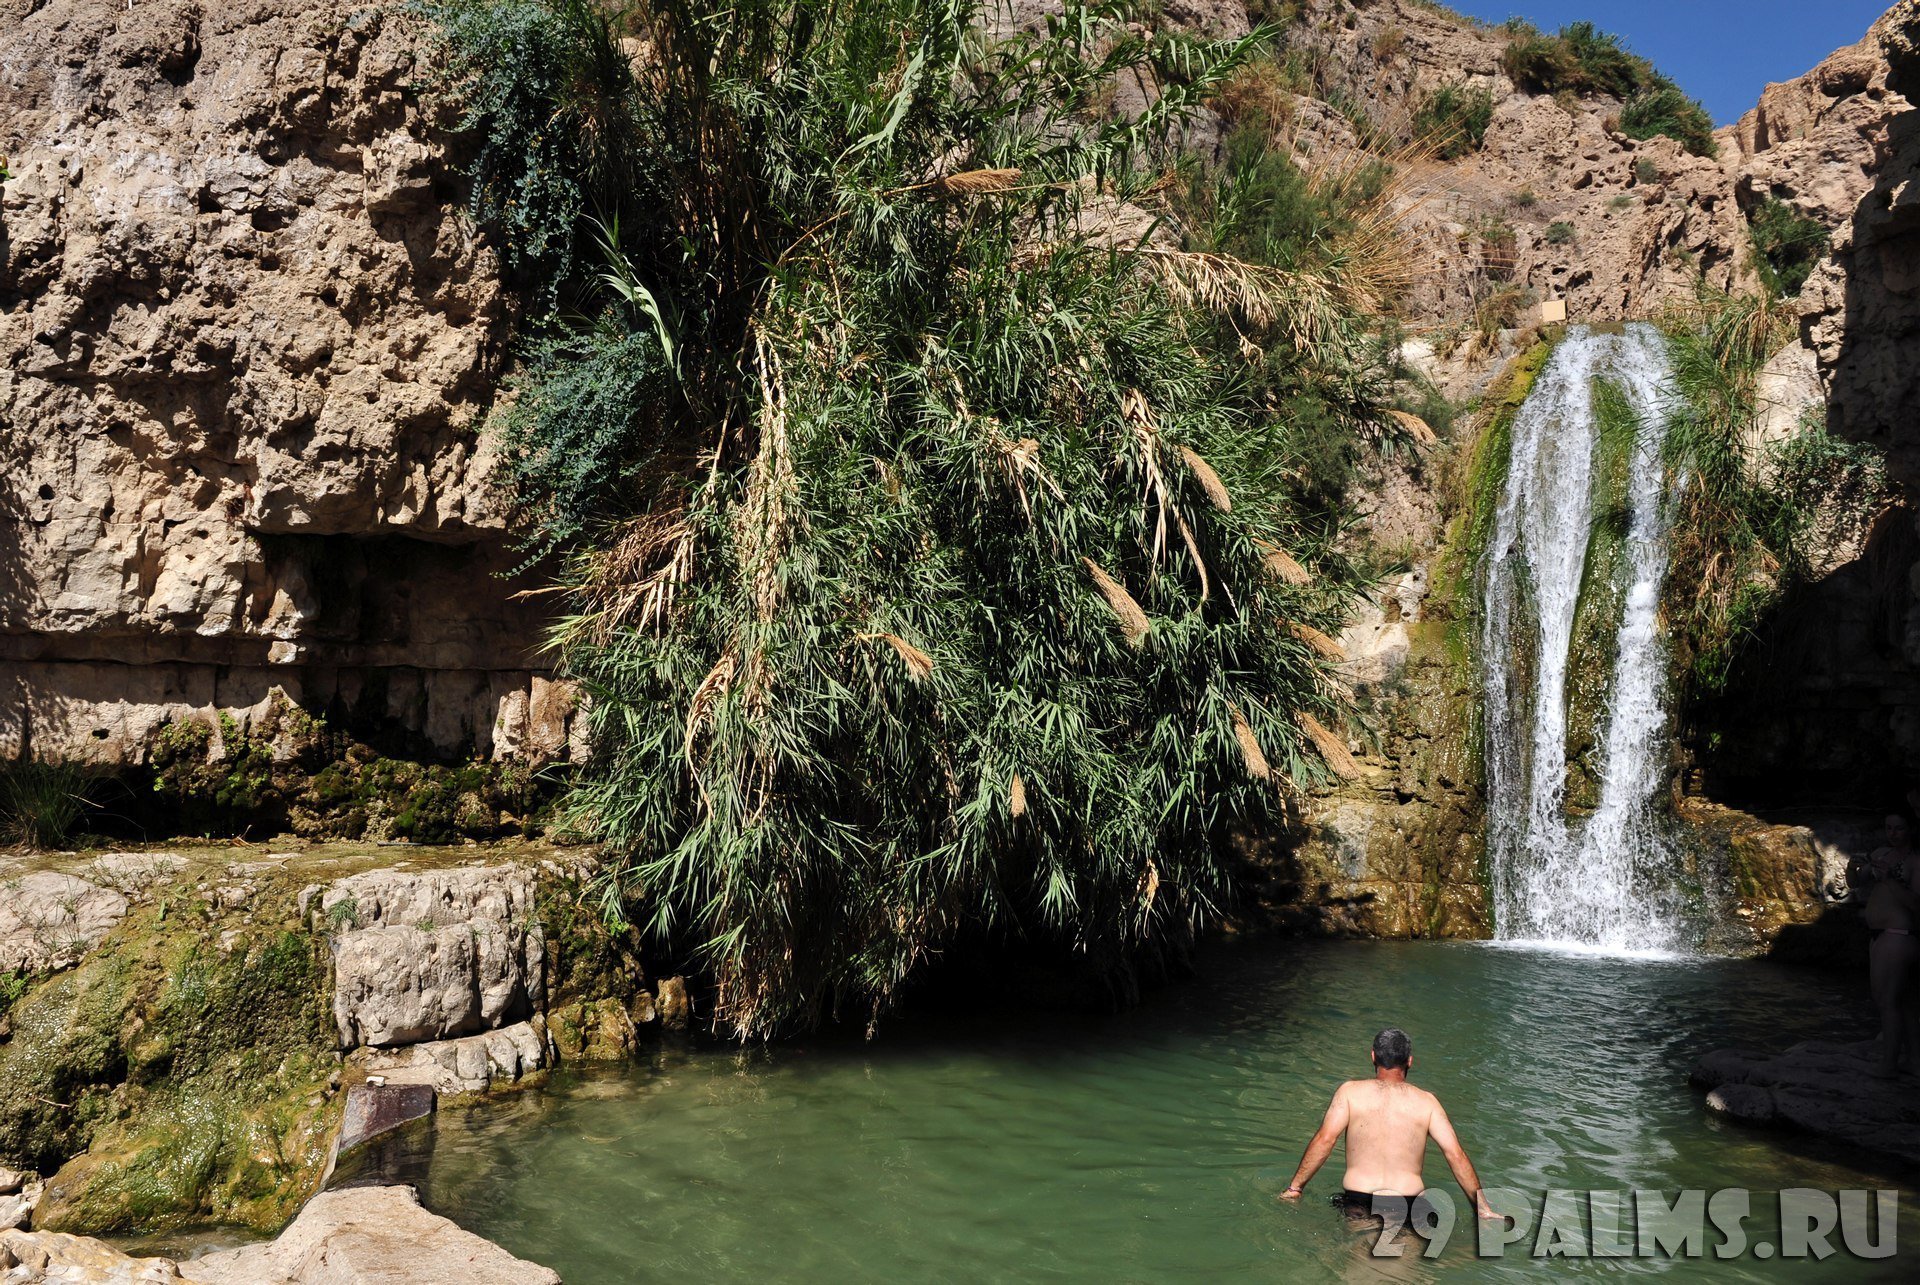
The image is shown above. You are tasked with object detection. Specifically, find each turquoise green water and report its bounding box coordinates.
[418,941,1916,1281]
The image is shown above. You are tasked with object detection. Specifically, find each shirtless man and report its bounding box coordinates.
[1859,815,1920,1077]
[1279,1028,1497,1221]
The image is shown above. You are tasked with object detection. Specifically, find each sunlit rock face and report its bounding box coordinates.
[1803,0,1920,484]
[0,0,573,765]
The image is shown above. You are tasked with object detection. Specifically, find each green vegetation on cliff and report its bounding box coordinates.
[1499,20,1716,157]
[1660,290,1891,705]
[1747,198,1830,299]
[425,0,1416,1036]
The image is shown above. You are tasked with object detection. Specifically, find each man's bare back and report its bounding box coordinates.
[1280,1028,1497,1219]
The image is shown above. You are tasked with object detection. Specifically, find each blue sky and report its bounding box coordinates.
[1444,1,1892,124]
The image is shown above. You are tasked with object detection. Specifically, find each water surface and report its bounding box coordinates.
[420,941,1913,1281]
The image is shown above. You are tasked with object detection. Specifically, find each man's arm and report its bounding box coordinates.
[1427,1100,1498,1219]
[1279,1086,1349,1200]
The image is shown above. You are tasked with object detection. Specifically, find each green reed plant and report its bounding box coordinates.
[425,0,1413,1036]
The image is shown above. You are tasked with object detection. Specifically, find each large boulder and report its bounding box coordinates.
[321,866,547,1048]
[188,1185,561,1285]
[1693,1039,1920,1165]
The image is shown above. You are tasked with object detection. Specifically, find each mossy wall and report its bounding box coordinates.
[134,692,558,844]
[1241,342,1560,941]
[0,872,338,1234]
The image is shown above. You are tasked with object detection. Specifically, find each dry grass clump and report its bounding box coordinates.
[1229,705,1271,781]
[1178,445,1233,511]
[859,632,936,681]
[1289,621,1346,659]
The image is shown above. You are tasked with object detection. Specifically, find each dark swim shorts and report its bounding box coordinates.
[1333,1189,1438,1228]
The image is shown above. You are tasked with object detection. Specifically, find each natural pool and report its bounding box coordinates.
[415,941,1914,1281]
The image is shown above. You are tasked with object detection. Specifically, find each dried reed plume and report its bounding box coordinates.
[1299,712,1361,778]
[1137,857,1161,912]
[1388,408,1438,445]
[1178,445,1232,511]
[683,651,739,779]
[931,167,1022,197]
[1290,621,1346,660]
[858,632,935,682]
[1082,557,1151,645]
[1009,772,1028,819]
[1229,704,1271,781]
[1252,537,1312,586]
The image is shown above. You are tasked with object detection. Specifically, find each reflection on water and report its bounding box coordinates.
[418,941,1916,1282]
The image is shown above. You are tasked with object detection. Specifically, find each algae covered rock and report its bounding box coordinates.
[0,868,339,1236]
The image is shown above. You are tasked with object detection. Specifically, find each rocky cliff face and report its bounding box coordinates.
[1670,4,1920,807]
[1283,0,1752,326]
[1802,0,1920,480]
[0,0,574,767]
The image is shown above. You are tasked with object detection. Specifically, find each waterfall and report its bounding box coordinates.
[1480,324,1686,954]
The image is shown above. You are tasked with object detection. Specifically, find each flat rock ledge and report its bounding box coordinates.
[0,1186,558,1284]
[1691,1040,1920,1165]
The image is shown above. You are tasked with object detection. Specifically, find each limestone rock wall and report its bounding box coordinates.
[1280,0,1752,327]
[1803,1,1920,483]
[1682,4,1920,803]
[0,0,570,766]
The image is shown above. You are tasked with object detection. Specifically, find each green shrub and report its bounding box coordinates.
[1510,188,1538,209]
[1557,21,1646,97]
[1619,85,1717,158]
[1,760,95,849]
[1501,31,1579,93]
[1659,288,1886,697]
[1412,83,1495,159]
[1544,220,1575,245]
[1634,156,1660,184]
[1502,20,1656,97]
[1747,198,1830,298]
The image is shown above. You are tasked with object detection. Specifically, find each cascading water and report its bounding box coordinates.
[1481,323,1686,954]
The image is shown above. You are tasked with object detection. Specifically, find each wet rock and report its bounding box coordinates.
[333,1083,437,1162]
[656,976,692,1031]
[190,1185,562,1285]
[354,1018,553,1095]
[0,1168,25,1195]
[1704,1082,1778,1124]
[1676,799,1864,959]
[1692,1039,1920,1165]
[323,867,546,1049]
[0,872,130,973]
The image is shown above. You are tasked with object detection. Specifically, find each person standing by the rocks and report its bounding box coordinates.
[1859,814,1920,1077]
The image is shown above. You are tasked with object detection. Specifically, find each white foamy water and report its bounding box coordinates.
[1481,324,1685,954]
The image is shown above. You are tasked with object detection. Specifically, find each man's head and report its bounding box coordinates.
[1371,1027,1412,1073]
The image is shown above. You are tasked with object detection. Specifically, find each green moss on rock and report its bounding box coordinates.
[0,876,340,1235]
[147,693,553,842]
